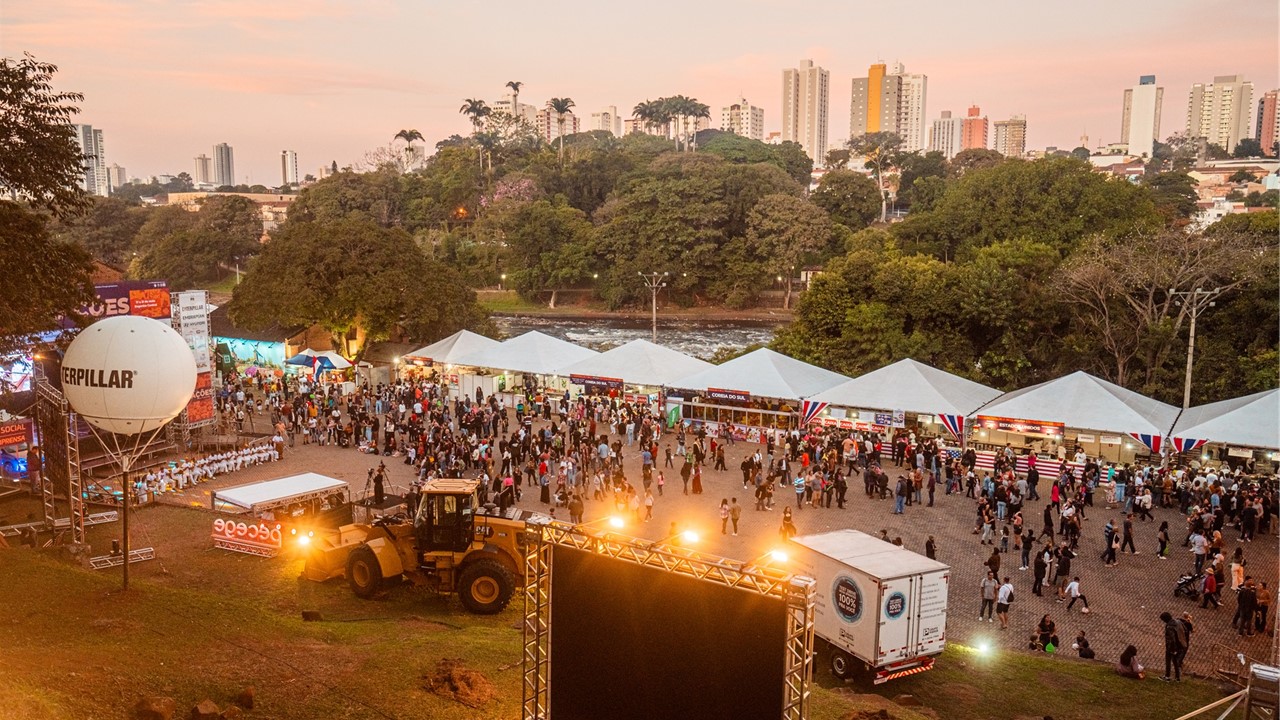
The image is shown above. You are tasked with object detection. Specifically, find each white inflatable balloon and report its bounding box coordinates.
[60,315,197,435]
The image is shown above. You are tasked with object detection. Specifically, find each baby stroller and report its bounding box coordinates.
[1174,572,1203,600]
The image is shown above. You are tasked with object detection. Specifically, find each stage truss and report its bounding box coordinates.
[522,522,816,720]
[34,376,84,545]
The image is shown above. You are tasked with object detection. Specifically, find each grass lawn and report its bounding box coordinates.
[476,291,550,314]
[0,503,1242,719]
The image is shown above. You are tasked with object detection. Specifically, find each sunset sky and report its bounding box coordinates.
[5,0,1277,183]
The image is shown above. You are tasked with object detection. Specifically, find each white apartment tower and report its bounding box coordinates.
[493,94,538,125]
[213,143,235,186]
[193,154,213,185]
[993,115,1028,158]
[536,104,581,143]
[71,124,109,196]
[1121,75,1164,158]
[1187,74,1255,154]
[849,62,928,152]
[107,164,127,190]
[722,97,765,141]
[590,106,623,136]
[781,59,830,165]
[928,111,962,159]
[280,150,299,185]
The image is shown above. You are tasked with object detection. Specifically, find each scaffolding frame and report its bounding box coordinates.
[33,377,84,545]
[522,522,815,720]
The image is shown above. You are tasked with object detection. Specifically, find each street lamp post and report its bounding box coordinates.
[638,271,668,343]
[1169,287,1220,409]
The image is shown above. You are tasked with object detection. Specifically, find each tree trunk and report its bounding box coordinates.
[783,276,793,310]
[547,289,558,309]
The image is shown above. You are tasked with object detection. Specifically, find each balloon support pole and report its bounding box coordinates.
[84,424,167,593]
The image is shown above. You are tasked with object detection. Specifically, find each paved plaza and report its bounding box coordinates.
[162,422,1278,680]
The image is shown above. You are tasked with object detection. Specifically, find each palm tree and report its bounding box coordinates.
[633,100,656,134]
[459,99,491,133]
[505,80,523,118]
[393,129,423,169]
[548,97,575,165]
[688,100,710,152]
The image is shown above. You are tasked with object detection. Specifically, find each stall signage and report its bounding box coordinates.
[976,416,1065,435]
[570,374,623,390]
[1100,435,1122,445]
[706,387,751,404]
[1076,433,1096,443]
[0,419,31,448]
[211,518,283,556]
[1227,447,1252,458]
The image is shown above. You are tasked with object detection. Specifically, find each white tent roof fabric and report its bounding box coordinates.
[971,370,1179,436]
[669,348,848,400]
[559,339,713,387]
[214,472,348,512]
[451,330,598,376]
[808,359,1002,416]
[406,330,500,365]
[1169,389,1279,450]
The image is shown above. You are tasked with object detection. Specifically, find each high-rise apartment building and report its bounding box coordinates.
[194,154,213,185]
[280,150,299,185]
[589,106,623,136]
[722,97,765,141]
[536,104,581,143]
[71,124,109,196]
[1120,75,1164,158]
[961,105,989,150]
[107,164,127,191]
[993,115,1027,157]
[781,59,830,165]
[213,143,235,187]
[849,62,928,152]
[1187,75,1255,154]
[928,111,962,159]
[493,94,538,125]
[1256,90,1278,157]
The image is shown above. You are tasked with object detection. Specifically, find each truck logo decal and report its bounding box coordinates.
[833,575,862,623]
[884,591,907,620]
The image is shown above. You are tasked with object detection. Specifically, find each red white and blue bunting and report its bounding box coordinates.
[1171,437,1209,454]
[801,400,828,426]
[1128,433,1163,454]
[938,414,965,441]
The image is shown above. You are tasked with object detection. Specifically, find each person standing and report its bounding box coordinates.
[1121,514,1138,554]
[1160,611,1187,682]
[25,445,41,496]
[729,498,742,536]
[1234,578,1258,637]
[979,571,997,622]
[643,489,654,522]
[925,535,937,560]
[779,506,797,540]
[996,576,1015,630]
[1156,520,1170,559]
[1033,546,1049,597]
[893,475,908,514]
[1200,572,1220,609]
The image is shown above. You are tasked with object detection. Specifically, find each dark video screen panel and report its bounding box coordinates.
[548,545,788,720]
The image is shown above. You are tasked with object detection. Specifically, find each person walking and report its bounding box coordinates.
[719,498,731,535]
[1121,514,1138,554]
[1200,572,1220,609]
[1234,578,1258,637]
[1064,576,1091,613]
[1033,546,1048,596]
[729,498,742,536]
[893,475,908,515]
[643,489,654,522]
[1160,611,1187,682]
[996,577,1015,630]
[779,506,797,540]
[979,571,998,622]
[1156,520,1170,559]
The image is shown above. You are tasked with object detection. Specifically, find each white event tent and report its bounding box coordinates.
[671,348,848,400]
[212,472,349,515]
[403,329,500,366]
[451,330,597,377]
[808,359,1002,418]
[1168,389,1279,451]
[559,339,713,389]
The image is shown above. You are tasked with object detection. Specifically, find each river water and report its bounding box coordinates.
[491,315,783,360]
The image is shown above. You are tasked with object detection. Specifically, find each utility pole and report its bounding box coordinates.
[638,272,668,343]
[1169,287,1220,409]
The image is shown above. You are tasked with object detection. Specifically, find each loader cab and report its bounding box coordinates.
[414,479,479,554]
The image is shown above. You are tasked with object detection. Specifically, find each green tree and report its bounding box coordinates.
[47,196,149,267]
[772,141,814,186]
[481,198,593,307]
[1142,172,1199,221]
[811,170,880,230]
[823,148,851,170]
[0,203,95,356]
[744,194,833,309]
[895,150,948,206]
[1244,189,1279,208]
[846,131,903,222]
[1228,169,1255,183]
[505,80,523,117]
[228,218,490,357]
[905,175,946,213]
[1232,138,1263,158]
[289,166,408,228]
[948,148,1005,178]
[394,129,424,168]
[548,97,575,165]
[0,54,90,217]
[131,195,263,288]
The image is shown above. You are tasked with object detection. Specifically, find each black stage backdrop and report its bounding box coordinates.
[548,545,788,720]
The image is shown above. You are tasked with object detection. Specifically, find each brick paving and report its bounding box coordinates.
[159,423,1278,679]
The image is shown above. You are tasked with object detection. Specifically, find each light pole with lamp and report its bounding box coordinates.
[1169,287,1220,408]
[638,271,668,343]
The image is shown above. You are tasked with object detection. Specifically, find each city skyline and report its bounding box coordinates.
[4,0,1276,181]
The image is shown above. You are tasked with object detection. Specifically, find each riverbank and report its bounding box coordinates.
[477,290,794,324]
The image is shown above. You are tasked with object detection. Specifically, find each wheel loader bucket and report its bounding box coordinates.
[301,524,372,582]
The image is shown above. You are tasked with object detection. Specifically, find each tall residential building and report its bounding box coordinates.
[280,150,299,185]
[848,62,928,152]
[1256,90,1278,156]
[71,124,109,196]
[107,164,127,191]
[536,103,581,143]
[1187,75,1255,154]
[213,143,235,186]
[589,106,623,136]
[781,59,830,165]
[961,105,989,150]
[721,97,765,141]
[193,154,213,184]
[993,115,1027,157]
[493,94,538,125]
[928,111,962,159]
[1120,75,1164,158]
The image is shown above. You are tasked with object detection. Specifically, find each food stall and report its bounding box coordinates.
[560,339,712,411]
[1169,388,1279,472]
[450,331,597,407]
[400,329,502,393]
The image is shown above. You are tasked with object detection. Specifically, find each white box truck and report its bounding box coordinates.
[788,529,949,683]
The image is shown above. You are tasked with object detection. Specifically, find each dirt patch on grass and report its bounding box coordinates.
[423,658,495,709]
[1038,670,1088,692]
[936,683,982,704]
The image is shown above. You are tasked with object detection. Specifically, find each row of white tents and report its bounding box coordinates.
[403,330,1279,453]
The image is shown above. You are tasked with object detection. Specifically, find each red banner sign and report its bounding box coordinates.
[186,372,216,424]
[0,419,31,448]
[705,387,751,404]
[975,416,1065,435]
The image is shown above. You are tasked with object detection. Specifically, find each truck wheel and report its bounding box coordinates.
[347,545,383,599]
[830,648,855,681]
[458,558,516,614]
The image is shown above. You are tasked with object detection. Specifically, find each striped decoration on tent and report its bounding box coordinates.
[1171,437,1208,454]
[938,414,965,440]
[1128,433,1163,454]
[801,400,828,426]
